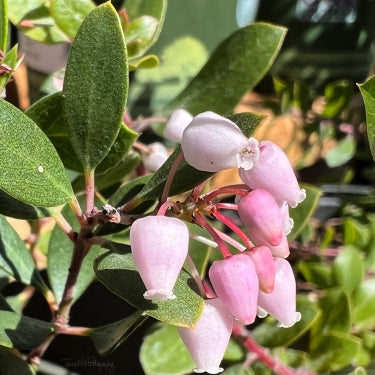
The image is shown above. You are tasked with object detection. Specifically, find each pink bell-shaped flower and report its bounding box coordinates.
[239,140,306,207]
[142,142,169,172]
[181,111,260,172]
[209,253,259,325]
[178,298,233,374]
[257,258,301,328]
[163,108,193,142]
[238,190,290,258]
[248,246,275,293]
[130,216,189,301]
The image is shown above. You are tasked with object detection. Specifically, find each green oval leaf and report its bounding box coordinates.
[352,279,375,331]
[50,0,96,40]
[0,215,49,292]
[0,310,54,349]
[166,23,286,115]
[94,251,204,327]
[63,2,128,170]
[325,136,356,168]
[0,99,74,207]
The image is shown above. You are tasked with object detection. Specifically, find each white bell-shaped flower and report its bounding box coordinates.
[163,108,193,142]
[181,111,260,172]
[142,142,169,172]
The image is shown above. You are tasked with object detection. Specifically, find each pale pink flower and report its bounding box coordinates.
[248,246,275,293]
[163,108,193,142]
[280,201,294,235]
[209,253,259,325]
[238,190,290,258]
[178,298,233,374]
[181,111,259,172]
[239,141,306,207]
[130,216,189,301]
[257,258,301,328]
[142,142,169,172]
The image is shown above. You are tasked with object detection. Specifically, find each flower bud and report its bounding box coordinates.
[142,142,169,172]
[163,108,193,142]
[239,141,306,207]
[238,190,289,257]
[257,258,301,328]
[130,216,189,301]
[209,253,259,325]
[181,111,259,172]
[248,246,275,293]
[178,298,233,374]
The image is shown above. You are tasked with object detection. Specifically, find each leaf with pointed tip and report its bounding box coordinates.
[0,310,55,349]
[0,99,74,207]
[63,2,128,171]
[166,23,286,115]
[0,215,49,293]
[0,45,22,93]
[0,346,36,375]
[50,0,96,41]
[90,310,147,356]
[94,251,204,327]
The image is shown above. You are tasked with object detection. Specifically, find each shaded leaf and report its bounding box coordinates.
[298,261,333,289]
[352,279,375,330]
[0,99,74,207]
[50,0,96,40]
[90,310,148,356]
[0,310,54,349]
[94,251,204,327]
[166,23,286,115]
[0,215,49,293]
[289,184,321,240]
[322,80,352,118]
[63,2,128,170]
[0,346,36,375]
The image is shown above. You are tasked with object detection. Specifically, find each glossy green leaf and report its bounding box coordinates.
[125,0,166,57]
[0,99,74,207]
[358,76,375,164]
[0,310,54,349]
[166,23,286,115]
[90,310,148,356]
[94,251,204,327]
[352,279,375,330]
[0,189,52,220]
[289,184,322,240]
[0,215,49,293]
[7,0,68,43]
[63,2,128,171]
[325,136,356,168]
[253,296,320,348]
[310,332,361,372]
[332,246,364,293]
[322,80,352,118]
[129,54,159,71]
[298,261,333,289]
[140,323,195,375]
[0,0,7,52]
[0,346,36,375]
[50,0,96,40]
[134,113,265,203]
[47,199,102,304]
[343,218,370,248]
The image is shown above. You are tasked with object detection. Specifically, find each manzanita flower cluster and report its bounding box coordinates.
[129,110,305,373]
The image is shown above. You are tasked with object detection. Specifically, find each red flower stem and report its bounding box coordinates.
[232,322,315,375]
[185,254,206,298]
[212,209,253,249]
[192,180,209,199]
[157,201,176,216]
[204,184,249,201]
[215,202,238,210]
[213,228,246,252]
[194,213,232,258]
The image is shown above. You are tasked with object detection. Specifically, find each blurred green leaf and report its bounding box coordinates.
[253,295,320,348]
[166,23,286,115]
[94,251,204,327]
[129,54,159,71]
[7,0,68,43]
[0,0,7,52]
[0,44,21,93]
[0,346,36,375]
[298,261,333,289]
[352,279,375,330]
[325,136,356,168]
[50,0,96,40]
[0,215,49,293]
[222,364,253,375]
[63,2,128,171]
[0,310,54,349]
[0,99,74,207]
[343,217,370,248]
[140,323,195,375]
[358,76,375,164]
[90,310,148,356]
[332,246,364,293]
[224,338,245,362]
[289,184,322,240]
[322,80,352,118]
[47,199,103,304]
